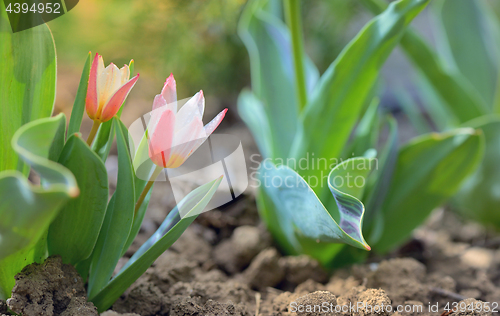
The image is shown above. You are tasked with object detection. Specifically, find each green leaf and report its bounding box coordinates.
[238,0,318,159]
[257,159,371,265]
[67,52,92,136]
[453,116,500,228]
[394,87,432,134]
[91,176,223,311]
[359,0,487,123]
[363,116,398,242]
[433,0,497,107]
[292,0,429,196]
[91,120,115,161]
[87,118,135,299]
[48,134,109,265]
[0,2,57,173]
[237,89,273,158]
[374,128,484,252]
[345,98,380,158]
[0,114,78,298]
[121,134,160,256]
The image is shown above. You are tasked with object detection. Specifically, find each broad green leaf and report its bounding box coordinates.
[48,134,109,265]
[0,114,78,297]
[67,52,92,136]
[394,87,432,134]
[374,128,484,252]
[363,116,398,243]
[238,0,317,159]
[88,118,135,299]
[237,89,273,158]
[359,0,487,123]
[292,0,429,196]
[92,120,115,161]
[121,133,161,256]
[0,3,56,173]
[453,116,500,228]
[414,73,457,130]
[91,176,223,311]
[345,98,380,158]
[433,0,497,106]
[257,159,371,265]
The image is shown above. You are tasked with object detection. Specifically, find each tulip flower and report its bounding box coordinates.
[147,74,227,169]
[85,53,139,145]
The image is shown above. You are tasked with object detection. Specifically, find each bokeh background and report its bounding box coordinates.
[46,0,500,137]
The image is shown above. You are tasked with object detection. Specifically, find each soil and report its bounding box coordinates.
[4,196,499,316]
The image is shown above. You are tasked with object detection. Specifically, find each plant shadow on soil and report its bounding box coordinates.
[2,192,500,316]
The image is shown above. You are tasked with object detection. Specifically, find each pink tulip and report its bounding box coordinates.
[147,74,227,168]
[86,53,139,123]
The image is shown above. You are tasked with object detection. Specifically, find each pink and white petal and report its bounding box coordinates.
[85,53,100,119]
[161,74,177,110]
[174,91,204,133]
[167,118,206,168]
[98,63,123,106]
[119,65,130,85]
[99,74,139,122]
[149,94,168,135]
[148,109,175,168]
[204,108,227,136]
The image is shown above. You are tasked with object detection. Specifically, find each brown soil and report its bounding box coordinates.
[4,196,500,316]
[5,256,97,316]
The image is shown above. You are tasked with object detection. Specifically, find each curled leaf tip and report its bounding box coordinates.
[69,187,80,198]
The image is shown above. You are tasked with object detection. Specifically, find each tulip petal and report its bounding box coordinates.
[98,63,123,107]
[204,108,228,136]
[119,65,130,86]
[161,74,177,111]
[148,109,175,168]
[99,74,139,122]
[149,94,168,136]
[167,117,206,168]
[174,91,204,133]
[85,53,100,119]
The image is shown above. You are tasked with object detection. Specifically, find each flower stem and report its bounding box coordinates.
[134,166,162,216]
[284,0,307,111]
[86,120,101,146]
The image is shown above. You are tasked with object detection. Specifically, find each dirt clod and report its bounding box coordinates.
[241,248,285,290]
[214,225,270,274]
[337,286,391,316]
[292,291,337,316]
[279,255,329,287]
[367,258,429,305]
[100,311,141,316]
[59,297,97,316]
[6,256,95,316]
[0,300,7,314]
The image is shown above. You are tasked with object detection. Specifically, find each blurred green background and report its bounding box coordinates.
[46,0,364,127]
[46,0,500,128]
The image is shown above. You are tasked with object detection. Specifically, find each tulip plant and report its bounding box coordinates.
[360,0,500,229]
[238,0,484,267]
[0,5,226,312]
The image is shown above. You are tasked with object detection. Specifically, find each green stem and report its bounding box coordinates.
[284,0,307,111]
[86,120,101,146]
[134,166,162,215]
